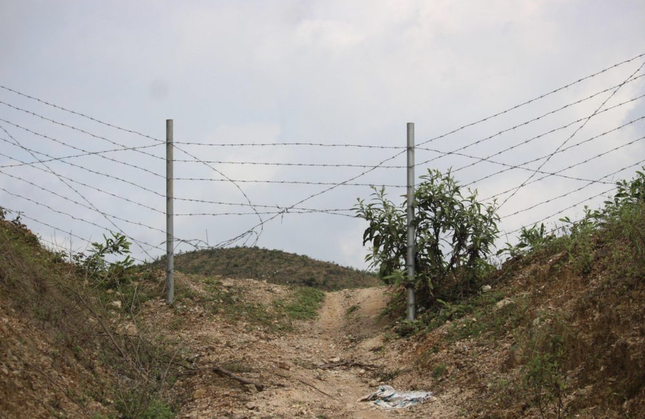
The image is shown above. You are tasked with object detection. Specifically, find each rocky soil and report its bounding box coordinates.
[156,283,452,419]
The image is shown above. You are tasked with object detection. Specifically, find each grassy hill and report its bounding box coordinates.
[165,246,379,291]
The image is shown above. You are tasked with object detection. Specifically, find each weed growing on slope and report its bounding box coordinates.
[275,286,325,320]
[521,312,573,419]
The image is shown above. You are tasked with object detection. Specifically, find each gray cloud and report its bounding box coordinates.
[1,0,644,269]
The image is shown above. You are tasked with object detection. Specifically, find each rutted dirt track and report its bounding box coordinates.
[174,286,454,418]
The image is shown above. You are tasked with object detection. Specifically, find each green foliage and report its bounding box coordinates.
[276,287,326,320]
[522,313,571,419]
[560,211,596,275]
[432,362,447,380]
[446,295,529,342]
[499,169,645,278]
[556,169,645,278]
[499,223,555,257]
[606,168,645,210]
[82,232,135,287]
[115,391,174,419]
[394,319,423,337]
[140,399,174,419]
[192,277,325,332]
[355,169,499,308]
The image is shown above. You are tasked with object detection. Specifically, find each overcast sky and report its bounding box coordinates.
[1,0,644,269]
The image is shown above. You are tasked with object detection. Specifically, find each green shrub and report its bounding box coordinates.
[355,169,499,312]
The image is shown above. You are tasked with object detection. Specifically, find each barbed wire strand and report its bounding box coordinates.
[496,59,645,209]
[0,206,148,264]
[416,89,645,169]
[506,186,617,235]
[415,51,645,148]
[470,115,645,193]
[0,136,165,198]
[420,143,614,184]
[0,169,167,235]
[500,157,645,219]
[175,209,355,218]
[0,123,156,259]
[213,149,407,248]
[0,186,163,252]
[173,177,405,188]
[0,118,164,178]
[170,144,266,247]
[481,131,645,202]
[0,150,163,214]
[0,142,163,169]
[481,133,645,205]
[448,92,645,174]
[0,85,165,144]
[174,140,404,149]
[0,100,165,160]
[173,195,356,212]
[0,154,203,253]
[175,158,405,169]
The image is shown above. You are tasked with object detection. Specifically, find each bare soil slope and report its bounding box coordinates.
[162,283,442,419]
[1,215,643,418]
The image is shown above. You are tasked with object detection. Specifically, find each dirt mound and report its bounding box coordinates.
[161,246,378,291]
[0,220,113,418]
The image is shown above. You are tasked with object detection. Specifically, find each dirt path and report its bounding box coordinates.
[248,288,393,418]
[178,286,442,418]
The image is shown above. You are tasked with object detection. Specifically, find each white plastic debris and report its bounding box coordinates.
[358,385,433,409]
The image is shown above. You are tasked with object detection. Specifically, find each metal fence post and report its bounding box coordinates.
[166,119,174,304]
[406,122,416,321]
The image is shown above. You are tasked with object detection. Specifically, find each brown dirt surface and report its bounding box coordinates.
[2,216,644,418]
[148,280,456,419]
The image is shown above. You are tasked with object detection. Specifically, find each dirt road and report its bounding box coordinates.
[177,286,450,418]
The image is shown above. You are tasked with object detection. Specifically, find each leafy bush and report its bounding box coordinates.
[498,223,556,258]
[558,169,645,278]
[81,232,135,287]
[355,169,499,310]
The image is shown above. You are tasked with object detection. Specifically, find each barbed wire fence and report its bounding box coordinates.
[1,52,644,298]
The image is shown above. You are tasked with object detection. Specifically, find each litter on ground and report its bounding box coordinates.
[358,385,433,409]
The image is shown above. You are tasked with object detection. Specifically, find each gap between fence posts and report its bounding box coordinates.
[406,122,416,321]
[166,119,174,304]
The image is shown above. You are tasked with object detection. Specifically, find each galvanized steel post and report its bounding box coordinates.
[406,122,416,321]
[166,119,174,304]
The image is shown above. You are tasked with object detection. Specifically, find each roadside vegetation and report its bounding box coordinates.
[355,168,499,320]
[0,212,329,418]
[1,168,643,418]
[356,168,645,418]
[0,213,180,418]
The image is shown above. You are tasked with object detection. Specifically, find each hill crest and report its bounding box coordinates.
[166,246,379,291]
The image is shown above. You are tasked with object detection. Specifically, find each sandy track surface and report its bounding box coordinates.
[175,286,448,418]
